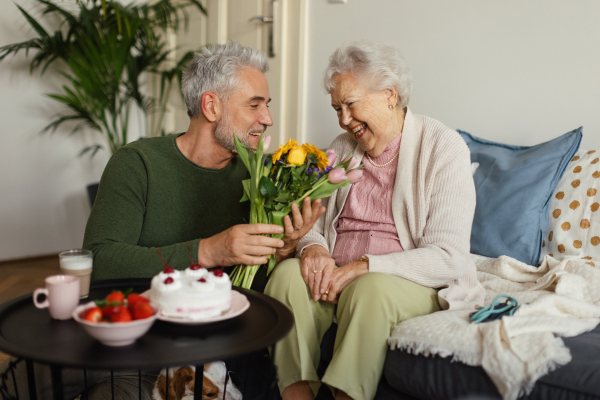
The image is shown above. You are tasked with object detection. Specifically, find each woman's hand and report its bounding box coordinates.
[300,245,336,301]
[275,197,326,263]
[321,261,369,303]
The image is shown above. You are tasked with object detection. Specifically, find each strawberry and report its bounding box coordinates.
[105,291,125,304]
[213,270,224,277]
[83,307,103,323]
[127,293,150,307]
[131,302,155,320]
[102,305,120,319]
[110,306,132,323]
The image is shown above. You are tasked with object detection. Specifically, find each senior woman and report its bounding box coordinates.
[265,41,485,400]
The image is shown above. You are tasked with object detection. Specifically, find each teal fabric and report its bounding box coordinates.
[459,128,582,265]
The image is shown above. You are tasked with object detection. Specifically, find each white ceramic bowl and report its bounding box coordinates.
[72,302,157,346]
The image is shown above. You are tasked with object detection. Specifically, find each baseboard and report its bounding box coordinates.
[0,253,59,266]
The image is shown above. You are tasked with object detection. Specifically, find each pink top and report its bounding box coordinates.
[331,133,404,266]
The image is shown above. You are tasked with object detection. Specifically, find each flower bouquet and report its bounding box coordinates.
[230,134,364,289]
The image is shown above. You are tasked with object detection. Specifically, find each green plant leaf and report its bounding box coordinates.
[259,176,277,199]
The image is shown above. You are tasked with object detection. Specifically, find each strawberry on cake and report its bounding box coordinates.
[150,266,232,320]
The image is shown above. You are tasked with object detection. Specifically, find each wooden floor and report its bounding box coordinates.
[0,255,60,363]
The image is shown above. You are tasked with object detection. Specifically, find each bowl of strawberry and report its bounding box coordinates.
[72,290,157,346]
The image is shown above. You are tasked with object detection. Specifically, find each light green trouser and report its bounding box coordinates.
[265,258,441,400]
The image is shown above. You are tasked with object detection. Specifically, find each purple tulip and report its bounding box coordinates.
[328,168,348,184]
[326,149,337,166]
[263,135,272,152]
[347,169,364,183]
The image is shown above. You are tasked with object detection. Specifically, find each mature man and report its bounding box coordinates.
[1,42,323,400]
[84,41,323,284]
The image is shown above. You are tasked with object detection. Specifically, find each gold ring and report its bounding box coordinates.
[324,291,329,295]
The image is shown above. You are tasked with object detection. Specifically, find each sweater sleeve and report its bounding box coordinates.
[83,148,200,281]
[367,147,477,288]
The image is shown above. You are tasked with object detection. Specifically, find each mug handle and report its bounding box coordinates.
[33,288,49,309]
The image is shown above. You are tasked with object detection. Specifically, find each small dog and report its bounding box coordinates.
[153,362,242,400]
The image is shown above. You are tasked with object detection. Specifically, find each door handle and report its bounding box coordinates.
[249,16,273,23]
[248,0,278,58]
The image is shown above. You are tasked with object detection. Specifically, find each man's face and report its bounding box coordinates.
[214,68,273,151]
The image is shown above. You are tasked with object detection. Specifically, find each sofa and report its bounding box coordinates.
[312,129,600,400]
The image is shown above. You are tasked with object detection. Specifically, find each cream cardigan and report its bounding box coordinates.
[297,108,485,310]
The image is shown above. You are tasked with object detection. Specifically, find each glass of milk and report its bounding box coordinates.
[59,250,93,299]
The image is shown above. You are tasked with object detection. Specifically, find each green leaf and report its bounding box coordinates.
[240,179,251,202]
[259,176,277,199]
[234,135,251,172]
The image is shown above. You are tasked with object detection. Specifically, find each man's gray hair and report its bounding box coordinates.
[182,41,269,118]
[323,41,413,108]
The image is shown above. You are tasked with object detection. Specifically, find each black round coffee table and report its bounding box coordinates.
[0,279,294,400]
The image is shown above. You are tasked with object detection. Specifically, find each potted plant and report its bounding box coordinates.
[0,0,206,204]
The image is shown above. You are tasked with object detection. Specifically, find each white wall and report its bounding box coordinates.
[304,0,600,151]
[0,0,138,261]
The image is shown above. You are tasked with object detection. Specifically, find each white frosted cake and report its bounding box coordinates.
[150,266,232,320]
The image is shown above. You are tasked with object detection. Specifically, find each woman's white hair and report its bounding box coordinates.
[182,41,269,118]
[323,41,413,108]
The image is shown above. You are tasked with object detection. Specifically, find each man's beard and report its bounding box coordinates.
[214,108,264,152]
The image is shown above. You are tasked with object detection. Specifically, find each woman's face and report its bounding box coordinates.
[330,72,397,157]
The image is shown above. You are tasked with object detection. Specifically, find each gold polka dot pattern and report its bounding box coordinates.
[589,150,597,154]
[553,209,561,219]
[539,149,599,266]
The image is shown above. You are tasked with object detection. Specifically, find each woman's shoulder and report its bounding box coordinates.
[328,132,356,154]
[417,114,470,159]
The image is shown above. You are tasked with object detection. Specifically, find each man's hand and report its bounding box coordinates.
[197,224,284,268]
[320,261,369,304]
[300,245,336,301]
[276,197,326,263]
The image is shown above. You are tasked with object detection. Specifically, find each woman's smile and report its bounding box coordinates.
[351,123,368,139]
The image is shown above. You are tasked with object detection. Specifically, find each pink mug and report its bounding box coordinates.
[33,275,81,320]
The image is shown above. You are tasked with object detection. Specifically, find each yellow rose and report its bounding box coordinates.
[272,138,298,164]
[287,145,308,165]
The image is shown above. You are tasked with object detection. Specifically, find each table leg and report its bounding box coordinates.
[269,345,279,399]
[10,360,19,400]
[222,365,229,400]
[50,365,63,400]
[24,359,36,400]
[83,368,88,400]
[110,369,114,400]
[138,370,142,400]
[194,364,204,400]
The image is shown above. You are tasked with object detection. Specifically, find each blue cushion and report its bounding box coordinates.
[458,128,582,265]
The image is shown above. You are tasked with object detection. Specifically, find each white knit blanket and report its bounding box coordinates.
[388,254,600,400]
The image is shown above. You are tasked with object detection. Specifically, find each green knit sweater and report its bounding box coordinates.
[83,134,250,281]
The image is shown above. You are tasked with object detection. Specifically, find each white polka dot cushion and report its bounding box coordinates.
[540,149,600,266]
